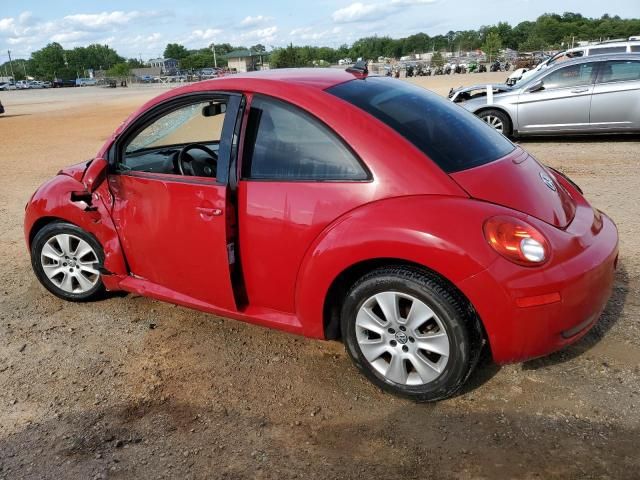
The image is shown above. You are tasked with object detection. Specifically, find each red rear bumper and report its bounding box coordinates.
[459,208,618,364]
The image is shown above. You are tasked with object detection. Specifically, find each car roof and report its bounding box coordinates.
[545,52,640,69]
[564,40,640,53]
[115,68,366,137]
[201,68,359,90]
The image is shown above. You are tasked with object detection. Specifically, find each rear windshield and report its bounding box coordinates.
[327,77,515,173]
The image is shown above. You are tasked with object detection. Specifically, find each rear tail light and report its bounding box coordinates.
[483,216,549,266]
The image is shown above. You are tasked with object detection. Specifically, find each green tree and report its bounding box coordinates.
[482,32,502,62]
[127,58,145,68]
[270,44,307,68]
[431,51,444,67]
[107,63,131,79]
[30,43,70,79]
[181,52,215,70]
[163,43,189,60]
[251,44,266,53]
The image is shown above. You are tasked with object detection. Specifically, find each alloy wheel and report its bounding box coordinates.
[355,291,450,386]
[483,115,504,132]
[40,234,100,294]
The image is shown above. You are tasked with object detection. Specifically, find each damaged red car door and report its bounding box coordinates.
[107,94,240,310]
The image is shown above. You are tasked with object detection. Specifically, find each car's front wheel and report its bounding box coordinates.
[341,267,481,402]
[31,222,105,301]
[477,109,512,137]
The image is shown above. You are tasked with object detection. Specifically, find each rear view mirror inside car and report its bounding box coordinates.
[202,103,226,117]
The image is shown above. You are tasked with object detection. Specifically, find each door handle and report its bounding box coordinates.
[196,207,222,216]
[570,87,589,94]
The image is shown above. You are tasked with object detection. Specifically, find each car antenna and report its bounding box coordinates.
[346,60,368,78]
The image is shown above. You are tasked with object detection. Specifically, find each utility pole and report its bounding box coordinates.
[7,50,15,79]
[211,43,217,68]
[23,62,27,78]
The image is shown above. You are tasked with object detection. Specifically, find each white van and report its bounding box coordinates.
[507,39,640,85]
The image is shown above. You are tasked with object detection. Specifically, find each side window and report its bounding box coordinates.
[242,96,368,181]
[631,45,640,53]
[589,46,627,55]
[597,60,640,84]
[548,50,583,66]
[542,63,595,89]
[121,100,227,177]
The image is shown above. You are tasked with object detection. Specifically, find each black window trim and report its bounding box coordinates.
[109,91,243,186]
[240,93,372,183]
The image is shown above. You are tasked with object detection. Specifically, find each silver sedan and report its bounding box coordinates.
[449,54,640,137]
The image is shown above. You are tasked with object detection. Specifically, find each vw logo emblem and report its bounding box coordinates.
[539,172,557,191]
[395,331,408,344]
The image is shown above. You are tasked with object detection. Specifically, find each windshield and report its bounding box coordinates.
[328,77,515,173]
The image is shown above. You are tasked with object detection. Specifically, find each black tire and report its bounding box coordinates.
[340,267,482,402]
[477,109,512,137]
[31,222,106,302]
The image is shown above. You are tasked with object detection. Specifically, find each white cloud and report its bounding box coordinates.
[51,31,90,43]
[332,3,384,23]
[332,0,436,23]
[237,26,278,44]
[0,17,15,33]
[240,15,273,28]
[63,11,144,30]
[190,28,223,41]
[0,10,172,58]
[290,26,342,41]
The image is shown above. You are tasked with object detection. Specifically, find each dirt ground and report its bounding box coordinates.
[1,73,639,479]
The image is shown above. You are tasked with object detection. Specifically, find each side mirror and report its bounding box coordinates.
[527,80,544,93]
[82,157,108,193]
[202,103,226,117]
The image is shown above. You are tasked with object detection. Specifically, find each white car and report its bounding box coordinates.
[0,82,17,91]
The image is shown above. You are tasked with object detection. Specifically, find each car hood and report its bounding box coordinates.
[450,148,576,228]
[449,83,513,96]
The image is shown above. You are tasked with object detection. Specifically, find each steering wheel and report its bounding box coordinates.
[176,143,218,176]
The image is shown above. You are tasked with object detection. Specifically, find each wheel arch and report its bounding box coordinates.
[322,258,486,344]
[293,196,501,346]
[24,175,128,286]
[28,216,64,247]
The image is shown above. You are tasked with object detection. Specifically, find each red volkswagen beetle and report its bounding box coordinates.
[24,67,618,401]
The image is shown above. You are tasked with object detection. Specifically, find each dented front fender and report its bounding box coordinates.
[24,174,127,290]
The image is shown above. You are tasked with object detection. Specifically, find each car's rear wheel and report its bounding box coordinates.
[341,267,480,402]
[477,109,512,136]
[31,222,105,301]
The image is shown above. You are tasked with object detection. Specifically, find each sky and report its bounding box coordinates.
[1,0,639,61]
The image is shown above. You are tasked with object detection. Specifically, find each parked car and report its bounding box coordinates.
[507,39,640,85]
[15,80,30,89]
[450,54,640,137]
[0,82,17,91]
[76,78,97,87]
[24,66,619,401]
[52,79,77,88]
